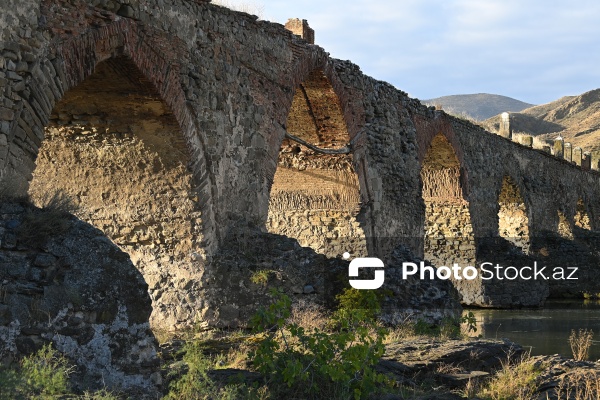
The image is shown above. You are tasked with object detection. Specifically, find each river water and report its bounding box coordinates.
[467,299,600,360]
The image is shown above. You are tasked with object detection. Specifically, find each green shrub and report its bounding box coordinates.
[249,289,389,400]
[0,344,121,400]
[0,344,72,399]
[461,310,478,334]
[334,287,381,322]
[165,341,217,399]
[165,341,251,400]
[250,269,275,286]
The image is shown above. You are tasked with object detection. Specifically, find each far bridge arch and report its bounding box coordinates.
[266,68,368,258]
[420,132,475,267]
[497,175,530,252]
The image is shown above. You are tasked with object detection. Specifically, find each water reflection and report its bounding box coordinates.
[466,299,600,360]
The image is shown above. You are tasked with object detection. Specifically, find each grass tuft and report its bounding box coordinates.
[17,191,77,248]
[570,328,594,361]
[476,351,540,400]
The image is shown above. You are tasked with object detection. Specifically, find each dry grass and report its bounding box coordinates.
[213,343,251,370]
[287,299,330,332]
[570,329,594,361]
[477,351,540,400]
[556,370,600,400]
[384,323,421,344]
[17,191,77,248]
[460,377,484,399]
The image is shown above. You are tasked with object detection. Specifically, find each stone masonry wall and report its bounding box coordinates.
[0,202,159,394]
[28,57,204,331]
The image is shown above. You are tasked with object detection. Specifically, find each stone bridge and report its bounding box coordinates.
[1,0,600,333]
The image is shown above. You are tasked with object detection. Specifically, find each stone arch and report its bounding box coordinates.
[497,175,530,252]
[3,18,216,255]
[5,19,216,330]
[557,209,574,239]
[416,117,470,198]
[266,67,367,258]
[420,132,475,266]
[575,197,592,230]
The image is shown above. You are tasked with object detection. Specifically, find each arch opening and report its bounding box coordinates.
[266,69,366,258]
[575,198,592,230]
[29,56,203,329]
[557,210,573,239]
[497,175,530,252]
[421,133,475,266]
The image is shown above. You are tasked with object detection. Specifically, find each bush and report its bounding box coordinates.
[570,329,594,361]
[334,287,381,322]
[165,341,251,400]
[249,289,389,400]
[0,344,71,399]
[0,344,120,400]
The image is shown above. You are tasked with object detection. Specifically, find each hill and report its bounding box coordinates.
[484,89,600,153]
[423,93,535,121]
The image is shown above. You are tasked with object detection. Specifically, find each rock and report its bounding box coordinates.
[33,253,56,268]
[380,338,523,375]
[303,285,314,294]
[116,4,134,18]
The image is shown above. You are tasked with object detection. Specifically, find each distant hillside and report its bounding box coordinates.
[484,89,600,153]
[423,94,535,121]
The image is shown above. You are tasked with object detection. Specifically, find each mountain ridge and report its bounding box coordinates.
[423,93,535,121]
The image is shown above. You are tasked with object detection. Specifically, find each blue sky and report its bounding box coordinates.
[222,0,600,105]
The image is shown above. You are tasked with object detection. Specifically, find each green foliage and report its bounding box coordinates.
[0,344,121,400]
[461,311,478,334]
[582,291,600,299]
[164,341,214,399]
[409,314,474,340]
[165,341,253,400]
[249,289,390,399]
[0,344,71,399]
[334,288,381,322]
[250,269,275,286]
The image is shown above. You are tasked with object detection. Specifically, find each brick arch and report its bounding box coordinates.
[417,116,475,268]
[265,55,369,258]
[0,15,222,329]
[278,56,369,199]
[25,17,217,254]
[414,115,470,198]
[554,181,577,236]
[285,55,365,142]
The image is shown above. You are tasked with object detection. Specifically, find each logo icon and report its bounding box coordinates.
[348,257,385,290]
